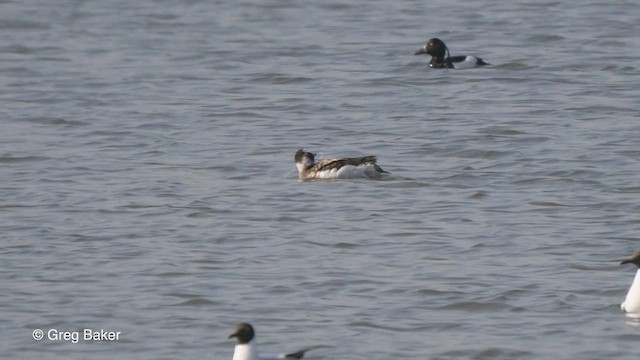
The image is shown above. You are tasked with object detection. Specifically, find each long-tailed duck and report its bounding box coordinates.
[621,250,640,313]
[229,322,310,360]
[294,149,388,181]
[414,38,489,69]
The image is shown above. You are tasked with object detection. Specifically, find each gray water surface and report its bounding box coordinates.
[2,0,640,359]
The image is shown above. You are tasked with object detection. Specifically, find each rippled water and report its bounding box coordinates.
[2,0,640,359]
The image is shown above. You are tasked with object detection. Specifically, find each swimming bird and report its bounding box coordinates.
[229,323,309,360]
[414,38,489,69]
[294,149,389,181]
[621,250,640,313]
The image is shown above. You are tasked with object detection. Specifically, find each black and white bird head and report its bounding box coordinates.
[621,250,640,268]
[414,38,449,61]
[229,322,255,345]
[294,149,316,172]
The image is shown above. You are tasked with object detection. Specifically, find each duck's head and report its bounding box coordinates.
[415,38,449,60]
[229,322,255,345]
[295,149,316,173]
[621,251,640,268]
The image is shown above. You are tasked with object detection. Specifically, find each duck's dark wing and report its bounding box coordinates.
[283,345,328,359]
[448,55,468,63]
[284,349,306,359]
[314,156,378,172]
[429,59,454,68]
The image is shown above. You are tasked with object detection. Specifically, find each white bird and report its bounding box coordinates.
[229,323,310,360]
[294,149,389,181]
[620,250,640,313]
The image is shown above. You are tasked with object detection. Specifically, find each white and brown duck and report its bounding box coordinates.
[294,149,388,181]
